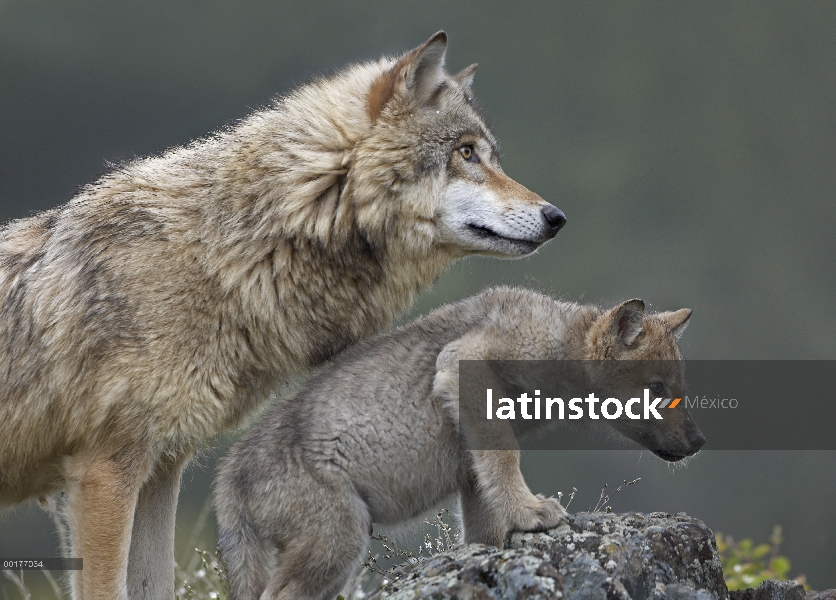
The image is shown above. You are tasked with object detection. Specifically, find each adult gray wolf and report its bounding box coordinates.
[214,286,704,600]
[0,32,565,600]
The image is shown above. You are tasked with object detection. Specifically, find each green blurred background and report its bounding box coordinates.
[1,0,835,593]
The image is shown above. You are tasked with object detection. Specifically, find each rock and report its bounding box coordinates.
[367,544,559,599]
[368,512,728,600]
[728,580,836,600]
[729,581,806,600]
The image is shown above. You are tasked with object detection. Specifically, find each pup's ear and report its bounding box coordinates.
[401,31,448,103]
[659,308,692,338]
[611,299,646,346]
[453,63,477,89]
[367,32,448,121]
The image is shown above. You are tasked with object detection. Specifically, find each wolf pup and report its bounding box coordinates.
[215,286,704,600]
[0,33,565,600]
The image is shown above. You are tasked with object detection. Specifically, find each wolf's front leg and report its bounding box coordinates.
[127,452,189,600]
[459,475,506,546]
[462,450,567,546]
[62,453,147,600]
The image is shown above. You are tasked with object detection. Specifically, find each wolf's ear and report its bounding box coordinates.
[612,299,646,346]
[367,31,448,121]
[659,308,692,338]
[453,63,477,89]
[401,31,448,103]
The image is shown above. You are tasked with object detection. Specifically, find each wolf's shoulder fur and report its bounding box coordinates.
[215,286,700,600]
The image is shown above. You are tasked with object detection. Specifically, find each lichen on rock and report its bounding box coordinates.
[368,512,728,600]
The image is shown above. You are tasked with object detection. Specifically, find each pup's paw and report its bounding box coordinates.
[509,494,568,533]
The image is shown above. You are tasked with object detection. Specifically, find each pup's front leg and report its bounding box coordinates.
[462,449,567,546]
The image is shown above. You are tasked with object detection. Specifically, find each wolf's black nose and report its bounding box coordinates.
[688,429,706,451]
[541,205,566,235]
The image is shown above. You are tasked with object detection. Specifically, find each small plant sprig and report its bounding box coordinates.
[2,567,63,599]
[363,509,460,584]
[364,535,419,581]
[175,547,228,600]
[2,569,32,600]
[716,525,807,591]
[558,487,577,509]
[590,478,641,513]
[423,509,460,556]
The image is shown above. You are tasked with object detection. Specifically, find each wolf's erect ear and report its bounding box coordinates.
[367,31,449,122]
[612,299,646,346]
[402,31,448,103]
[453,63,477,89]
[659,308,692,339]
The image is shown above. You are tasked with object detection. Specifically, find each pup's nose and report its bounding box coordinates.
[541,205,567,236]
[688,429,706,451]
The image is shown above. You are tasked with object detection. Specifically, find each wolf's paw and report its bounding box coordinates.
[509,494,568,533]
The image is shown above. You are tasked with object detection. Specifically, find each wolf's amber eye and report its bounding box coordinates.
[458,145,478,162]
[649,381,664,396]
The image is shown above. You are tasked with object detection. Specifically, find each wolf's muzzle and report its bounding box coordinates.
[541,205,567,237]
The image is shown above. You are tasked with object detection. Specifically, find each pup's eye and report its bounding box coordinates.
[649,381,664,396]
[458,145,478,162]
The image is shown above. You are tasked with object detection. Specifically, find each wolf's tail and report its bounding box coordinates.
[216,497,271,600]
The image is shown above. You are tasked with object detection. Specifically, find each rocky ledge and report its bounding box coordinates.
[367,512,832,600]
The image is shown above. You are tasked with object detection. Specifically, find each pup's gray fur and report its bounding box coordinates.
[215,286,702,600]
[0,33,564,600]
